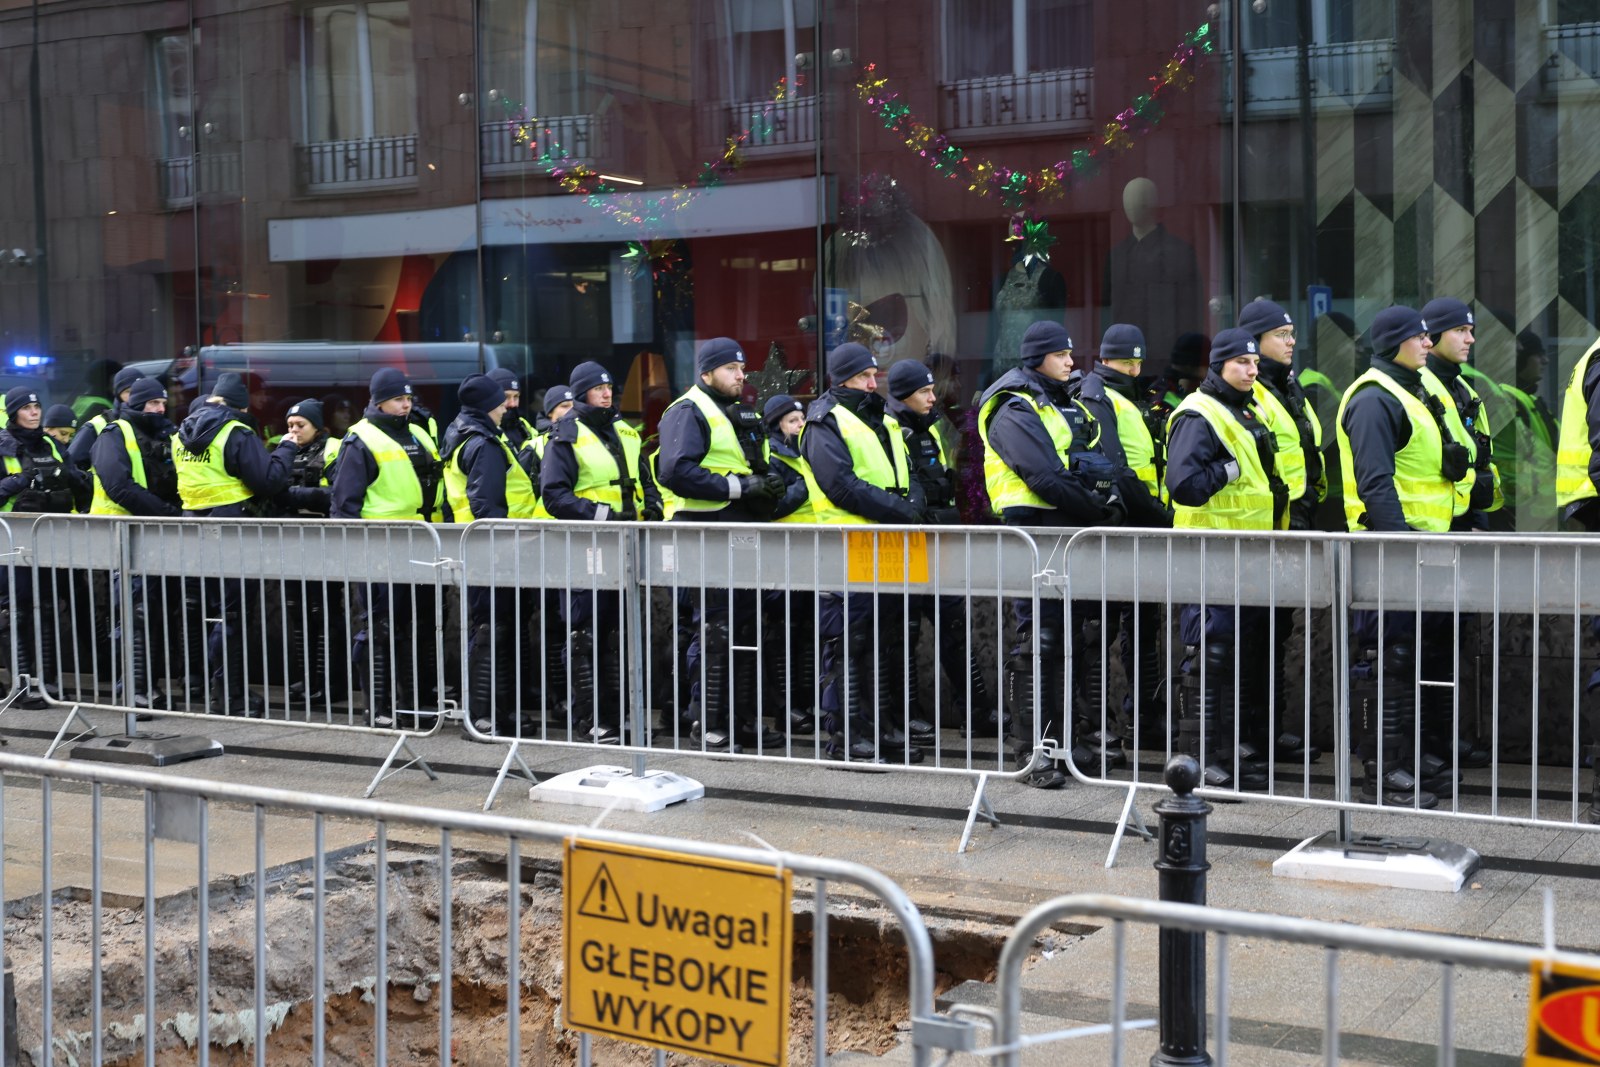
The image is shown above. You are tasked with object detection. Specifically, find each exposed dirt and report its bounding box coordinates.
[6,844,1068,1065]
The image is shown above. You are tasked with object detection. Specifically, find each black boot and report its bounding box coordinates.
[113,622,162,713]
[286,594,327,705]
[1071,618,1126,772]
[732,645,782,751]
[599,629,627,744]
[365,619,394,728]
[772,622,817,736]
[210,613,264,717]
[690,621,738,752]
[1003,618,1066,789]
[1177,641,1266,790]
[1361,759,1439,808]
[569,627,618,744]
[465,623,497,736]
[874,625,929,759]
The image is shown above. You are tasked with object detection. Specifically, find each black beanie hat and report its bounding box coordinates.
[1419,297,1473,335]
[112,366,145,398]
[763,393,803,429]
[369,367,413,404]
[4,386,42,420]
[1019,321,1074,367]
[286,398,324,430]
[1099,323,1146,362]
[43,404,76,429]
[1170,331,1208,371]
[887,359,935,400]
[487,366,519,392]
[1368,305,1428,359]
[126,377,168,410]
[543,385,575,415]
[458,373,507,413]
[1209,328,1259,369]
[569,361,613,398]
[827,342,878,385]
[696,337,746,376]
[210,372,249,410]
[1237,299,1293,339]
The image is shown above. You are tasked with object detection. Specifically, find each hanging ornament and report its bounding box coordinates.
[1006,213,1057,269]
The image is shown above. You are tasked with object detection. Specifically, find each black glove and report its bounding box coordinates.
[641,503,663,522]
[763,472,785,498]
[1098,492,1127,527]
[927,507,962,525]
[738,474,779,502]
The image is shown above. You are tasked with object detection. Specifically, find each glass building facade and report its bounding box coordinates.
[0,0,1595,530]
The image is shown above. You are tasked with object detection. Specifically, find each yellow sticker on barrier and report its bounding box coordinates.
[564,839,793,1066]
[845,530,930,584]
[1526,960,1600,1065]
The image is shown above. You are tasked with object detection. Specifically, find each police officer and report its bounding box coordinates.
[43,406,77,452]
[1076,325,1174,750]
[1555,336,1600,819]
[887,359,992,738]
[540,361,660,743]
[486,368,537,460]
[656,338,801,752]
[90,376,180,709]
[442,373,540,738]
[1336,306,1463,808]
[803,341,926,765]
[978,322,1124,787]
[1238,300,1324,530]
[760,394,822,734]
[173,372,299,715]
[1164,329,1283,790]
[1418,298,1501,532]
[272,398,343,709]
[69,366,144,471]
[330,368,445,727]
[0,387,91,706]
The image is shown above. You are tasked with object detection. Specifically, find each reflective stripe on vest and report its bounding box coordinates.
[806,405,909,525]
[1165,393,1274,531]
[1420,368,1482,517]
[1557,340,1600,507]
[572,420,643,512]
[444,432,538,522]
[90,420,144,516]
[977,389,1077,515]
[348,419,440,521]
[665,387,758,514]
[173,421,253,511]
[1335,370,1454,532]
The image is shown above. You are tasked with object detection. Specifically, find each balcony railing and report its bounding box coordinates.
[1225,40,1394,113]
[480,113,598,172]
[158,152,242,206]
[940,68,1095,133]
[728,95,817,151]
[296,134,418,191]
[1544,22,1600,88]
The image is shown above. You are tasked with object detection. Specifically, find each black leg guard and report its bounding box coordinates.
[1071,618,1125,771]
[690,621,736,752]
[366,619,394,728]
[1354,643,1439,808]
[773,623,817,736]
[599,629,626,744]
[1177,640,1266,790]
[466,623,497,733]
[210,613,263,717]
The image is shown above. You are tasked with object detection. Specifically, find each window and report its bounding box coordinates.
[946,0,1092,81]
[728,0,816,102]
[480,0,587,120]
[298,2,417,186]
[152,32,194,203]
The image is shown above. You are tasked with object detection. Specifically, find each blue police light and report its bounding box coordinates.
[9,354,52,368]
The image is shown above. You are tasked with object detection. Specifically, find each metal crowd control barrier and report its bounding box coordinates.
[16,515,451,796]
[957,892,1600,1065]
[455,519,1043,850]
[0,750,943,1067]
[1050,526,1600,865]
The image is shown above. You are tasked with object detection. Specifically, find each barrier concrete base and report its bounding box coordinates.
[69,732,224,766]
[530,764,703,813]
[1272,830,1481,892]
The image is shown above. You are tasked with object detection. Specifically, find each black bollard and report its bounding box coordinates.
[1151,754,1213,1067]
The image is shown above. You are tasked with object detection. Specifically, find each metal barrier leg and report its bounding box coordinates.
[1104,784,1155,870]
[42,704,98,758]
[363,734,438,799]
[482,743,537,811]
[957,772,1000,854]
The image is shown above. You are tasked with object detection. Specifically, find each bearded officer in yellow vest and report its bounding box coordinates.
[802,341,927,765]
[439,373,540,739]
[1075,324,1175,754]
[1419,297,1502,531]
[656,337,803,753]
[330,368,445,728]
[539,360,661,744]
[1336,305,1464,810]
[1163,328,1285,791]
[173,371,299,716]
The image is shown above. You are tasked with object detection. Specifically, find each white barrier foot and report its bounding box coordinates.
[1272,830,1481,892]
[483,744,538,811]
[531,765,704,813]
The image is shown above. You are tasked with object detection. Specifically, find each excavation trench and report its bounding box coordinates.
[5,843,1076,1065]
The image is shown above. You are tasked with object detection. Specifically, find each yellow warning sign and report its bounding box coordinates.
[845,530,930,584]
[564,840,793,1066]
[1527,961,1600,1065]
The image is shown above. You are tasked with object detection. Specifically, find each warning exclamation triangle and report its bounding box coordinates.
[577,862,629,923]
